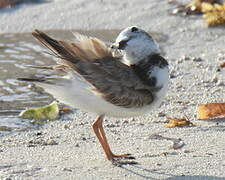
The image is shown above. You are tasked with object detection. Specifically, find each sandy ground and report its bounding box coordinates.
[1,0,225,179]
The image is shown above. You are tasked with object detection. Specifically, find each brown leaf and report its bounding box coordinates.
[165,117,194,128]
[202,3,225,26]
[197,103,225,120]
[184,0,217,15]
[169,0,225,26]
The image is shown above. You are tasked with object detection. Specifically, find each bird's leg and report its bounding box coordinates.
[92,115,112,159]
[92,115,135,161]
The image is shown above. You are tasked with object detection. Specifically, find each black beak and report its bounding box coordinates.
[111,39,130,50]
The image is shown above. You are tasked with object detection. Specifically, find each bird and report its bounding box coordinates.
[19,26,169,163]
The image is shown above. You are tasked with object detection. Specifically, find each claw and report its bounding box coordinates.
[109,153,135,160]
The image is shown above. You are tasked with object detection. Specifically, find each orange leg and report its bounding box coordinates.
[92,115,134,161]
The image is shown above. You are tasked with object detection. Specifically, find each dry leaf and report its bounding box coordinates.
[186,0,219,13]
[185,0,217,15]
[19,102,59,124]
[170,0,225,26]
[165,117,194,128]
[201,2,215,12]
[202,3,225,26]
[197,103,225,120]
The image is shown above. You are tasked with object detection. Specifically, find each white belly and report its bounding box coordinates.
[36,67,169,118]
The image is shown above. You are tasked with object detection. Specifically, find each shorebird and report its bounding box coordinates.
[19,26,169,162]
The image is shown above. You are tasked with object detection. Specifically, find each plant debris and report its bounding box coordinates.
[169,0,217,16]
[19,102,59,123]
[165,117,194,128]
[0,126,13,131]
[149,134,185,149]
[0,45,9,49]
[202,2,225,26]
[169,0,225,26]
[197,103,225,120]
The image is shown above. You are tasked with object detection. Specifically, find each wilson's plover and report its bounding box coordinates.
[19,26,169,162]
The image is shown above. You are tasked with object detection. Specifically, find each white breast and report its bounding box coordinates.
[148,66,169,98]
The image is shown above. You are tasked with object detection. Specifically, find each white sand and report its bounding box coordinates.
[1,0,225,179]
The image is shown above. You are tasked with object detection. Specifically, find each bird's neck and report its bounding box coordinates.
[131,54,169,88]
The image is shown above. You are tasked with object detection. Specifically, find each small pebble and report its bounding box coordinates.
[106,124,116,128]
[184,150,193,153]
[170,74,176,79]
[36,132,43,136]
[115,120,120,124]
[192,57,202,62]
[64,124,70,129]
[216,80,223,86]
[170,151,179,155]
[62,168,72,172]
[181,55,190,61]
[123,120,129,124]
[4,178,12,180]
[176,59,183,64]
[212,76,218,83]
[158,112,166,117]
[44,139,58,145]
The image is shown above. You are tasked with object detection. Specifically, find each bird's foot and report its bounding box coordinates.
[108,153,138,166]
[110,153,135,160]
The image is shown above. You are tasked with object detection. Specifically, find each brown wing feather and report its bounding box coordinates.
[31,30,153,108]
[74,58,154,108]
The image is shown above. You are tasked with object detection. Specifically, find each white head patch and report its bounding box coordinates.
[114,26,160,65]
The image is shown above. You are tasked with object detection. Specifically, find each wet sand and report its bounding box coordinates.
[1,0,225,179]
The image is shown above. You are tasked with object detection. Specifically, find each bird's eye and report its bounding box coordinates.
[131,27,138,32]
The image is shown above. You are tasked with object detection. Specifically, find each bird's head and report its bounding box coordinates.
[111,26,160,65]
